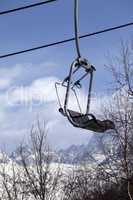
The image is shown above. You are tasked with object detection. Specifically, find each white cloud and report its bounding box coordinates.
[6,76,59,109]
[0,62,115,152]
[0,66,22,90]
[0,79,11,90]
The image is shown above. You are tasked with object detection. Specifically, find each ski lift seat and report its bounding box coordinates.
[67,109,115,133]
[55,59,115,133]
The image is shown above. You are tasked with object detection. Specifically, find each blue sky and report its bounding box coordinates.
[0,0,132,151]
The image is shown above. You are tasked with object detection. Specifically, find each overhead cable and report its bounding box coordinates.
[0,0,57,16]
[74,0,81,59]
[0,22,133,59]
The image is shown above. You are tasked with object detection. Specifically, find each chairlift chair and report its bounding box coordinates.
[55,58,115,133]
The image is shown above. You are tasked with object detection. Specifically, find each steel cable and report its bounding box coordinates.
[0,0,57,16]
[74,0,81,59]
[0,22,133,59]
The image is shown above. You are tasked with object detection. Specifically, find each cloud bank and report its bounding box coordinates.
[0,63,94,152]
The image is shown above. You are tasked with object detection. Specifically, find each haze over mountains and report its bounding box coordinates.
[0,132,119,167]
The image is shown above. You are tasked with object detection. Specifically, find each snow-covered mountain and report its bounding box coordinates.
[10,145,59,165]
[58,133,117,164]
[1,131,119,166]
[9,134,107,165]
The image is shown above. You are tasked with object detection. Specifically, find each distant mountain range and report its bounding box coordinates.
[6,131,119,166]
[58,132,117,164]
[0,130,123,167]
